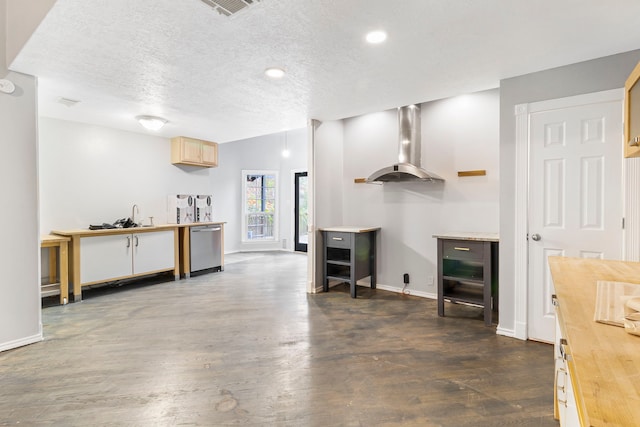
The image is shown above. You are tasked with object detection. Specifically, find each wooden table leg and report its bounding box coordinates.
[48,247,58,287]
[71,237,82,302]
[59,241,69,305]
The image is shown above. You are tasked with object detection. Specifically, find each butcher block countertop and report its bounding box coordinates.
[432,232,499,242]
[51,222,224,237]
[548,256,640,427]
[318,226,380,233]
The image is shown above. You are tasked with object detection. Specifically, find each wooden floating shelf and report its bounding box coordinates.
[354,178,367,183]
[458,170,486,177]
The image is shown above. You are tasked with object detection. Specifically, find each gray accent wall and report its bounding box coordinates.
[209,128,308,253]
[313,90,499,297]
[498,49,640,335]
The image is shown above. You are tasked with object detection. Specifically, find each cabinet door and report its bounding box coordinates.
[133,230,175,275]
[201,141,218,166]
[182,139,203,163]
[625,61,640,157]
[80,234,132,284]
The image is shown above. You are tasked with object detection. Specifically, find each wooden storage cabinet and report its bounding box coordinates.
[625,61,640,158]
[435,235,498,326]
[321,227,379,298]
[171,136,218,167]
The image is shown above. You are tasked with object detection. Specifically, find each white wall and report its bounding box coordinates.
[39,118,213,233]
[0,0,43,351]
[39,119,307,276]
[338,89,499,296]
[209,128,308,253]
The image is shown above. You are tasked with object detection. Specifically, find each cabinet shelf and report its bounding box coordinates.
[327,260,350,266]
[442,275,484,286]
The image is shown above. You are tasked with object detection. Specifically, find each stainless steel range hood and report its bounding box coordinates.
[366,104,444,183]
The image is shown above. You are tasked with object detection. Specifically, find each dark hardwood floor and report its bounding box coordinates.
[0,252,557,426]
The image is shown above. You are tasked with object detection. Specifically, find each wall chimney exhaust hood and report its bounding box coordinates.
[366,104,444,183]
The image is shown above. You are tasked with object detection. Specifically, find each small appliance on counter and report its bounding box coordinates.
[167,194,195,224]
[195,195,213,222]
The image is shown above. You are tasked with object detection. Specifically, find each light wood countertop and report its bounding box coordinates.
[51,222,225,237]
[432,232,499,242]
[548,256,640,427]
[41,234,70,244]
[319,226,380,233]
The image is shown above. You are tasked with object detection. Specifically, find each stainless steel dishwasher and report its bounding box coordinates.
[190,224,222,275]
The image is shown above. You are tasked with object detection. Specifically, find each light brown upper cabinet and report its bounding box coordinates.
[624,61,640,158]
[171,136,218,167]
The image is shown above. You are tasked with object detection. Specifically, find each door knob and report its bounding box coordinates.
[531,233,541,241]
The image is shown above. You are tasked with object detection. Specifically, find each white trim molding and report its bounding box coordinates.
[513,102,530,341]
[0,332,42,353]
[624,157,640,261]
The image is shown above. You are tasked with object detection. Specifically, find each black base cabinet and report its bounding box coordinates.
[435,235,499,326]
[321,227,379,298]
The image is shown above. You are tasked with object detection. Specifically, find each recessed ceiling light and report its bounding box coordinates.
[136,115,168,131]
[366,30,387,44]
[265,67,285,79]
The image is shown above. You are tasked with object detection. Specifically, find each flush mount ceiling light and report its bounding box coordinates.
[136,115,168,131]
[365,30,387,44]
[265,67,285,79]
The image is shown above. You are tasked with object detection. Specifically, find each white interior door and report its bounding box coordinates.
[528,91,623,343]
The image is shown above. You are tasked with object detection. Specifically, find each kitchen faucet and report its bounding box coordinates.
[131,204,139,225]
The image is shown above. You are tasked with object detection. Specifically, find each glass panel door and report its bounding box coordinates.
[294,172,308,252]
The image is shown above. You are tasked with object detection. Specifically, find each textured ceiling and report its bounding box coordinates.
[10,0,640,142]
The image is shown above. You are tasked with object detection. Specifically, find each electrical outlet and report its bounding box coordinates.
[427,275,434,285]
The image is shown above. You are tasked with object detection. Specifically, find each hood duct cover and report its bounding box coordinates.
[366,104,444,183]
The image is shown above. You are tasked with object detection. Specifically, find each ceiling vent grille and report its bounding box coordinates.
[200,0,261,16]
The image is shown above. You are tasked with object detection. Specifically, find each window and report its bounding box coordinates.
[242,170,278,241]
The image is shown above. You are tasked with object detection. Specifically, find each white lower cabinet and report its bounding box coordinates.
[80,230,174,284]
[554,318,581,427]
[132,231,175,274]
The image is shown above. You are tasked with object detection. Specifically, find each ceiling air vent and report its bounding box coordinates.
[200,0,261,16]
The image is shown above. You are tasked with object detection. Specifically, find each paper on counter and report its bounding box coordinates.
[594,281,640,327]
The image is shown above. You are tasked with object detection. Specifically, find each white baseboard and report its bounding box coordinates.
[370,284,436,299]
[0,332,43,353]
[496,324,527,341]
[311,282,436,299]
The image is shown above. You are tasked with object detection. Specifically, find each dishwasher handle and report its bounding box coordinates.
[192,227,221,232]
